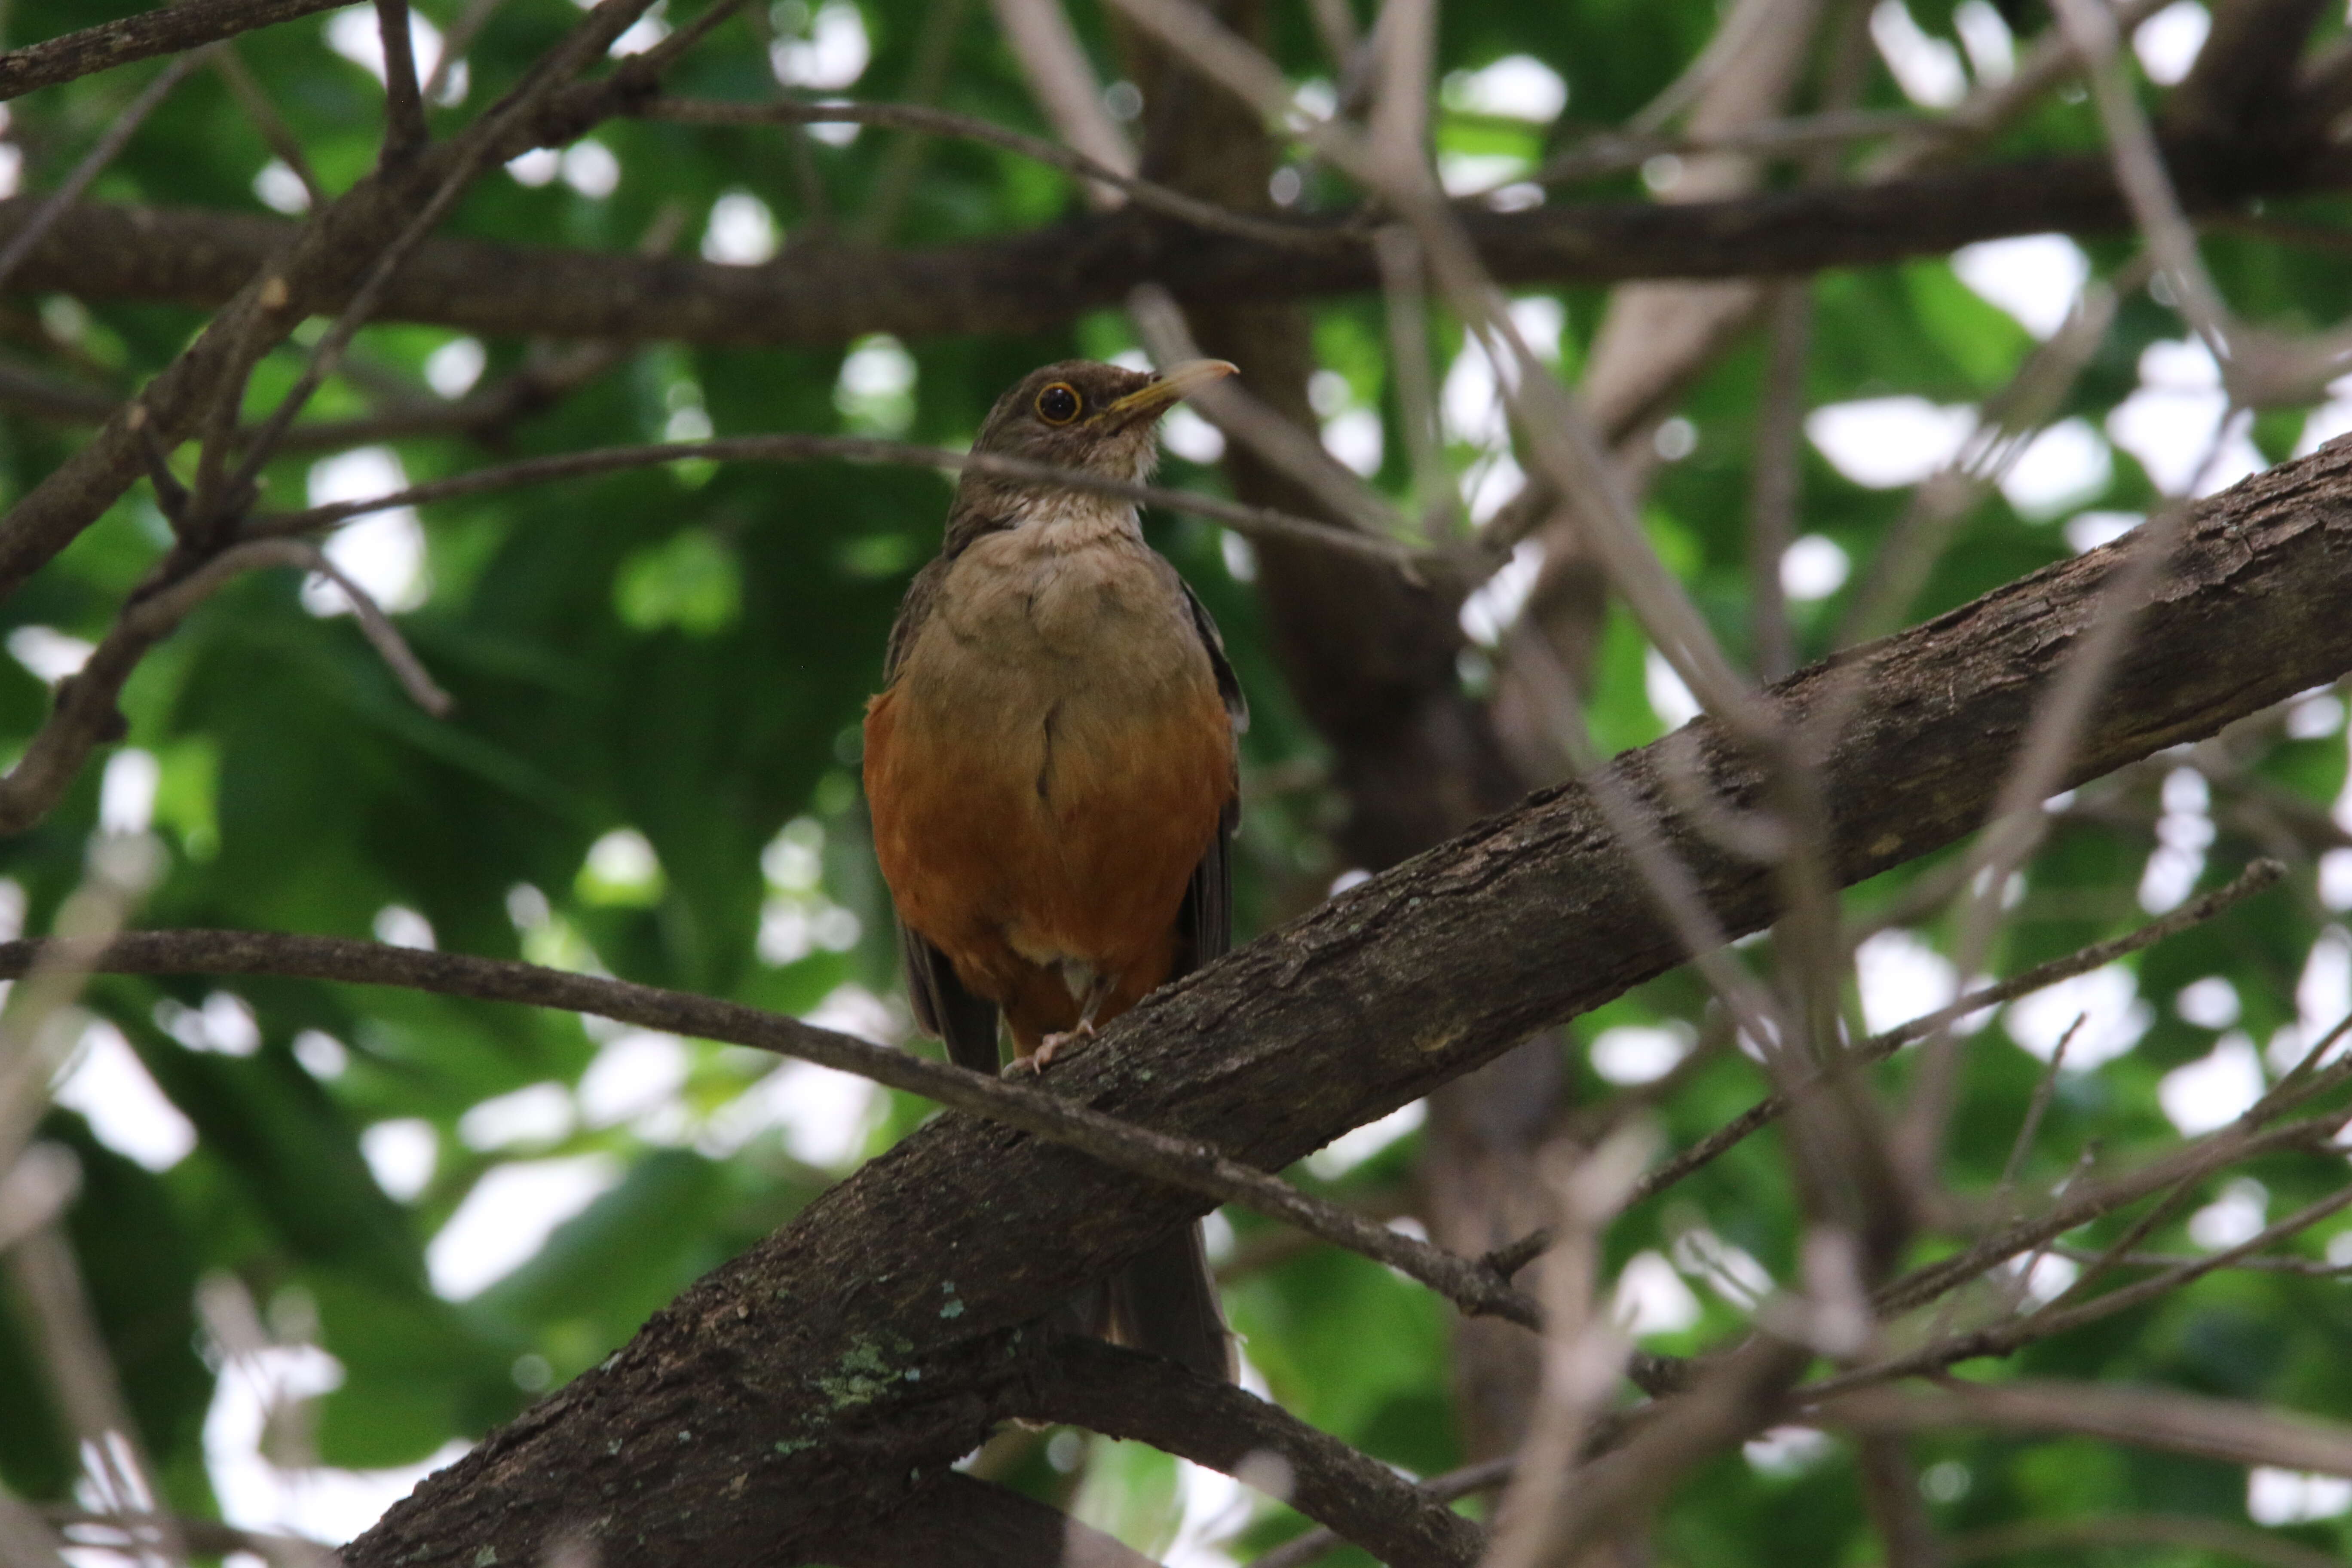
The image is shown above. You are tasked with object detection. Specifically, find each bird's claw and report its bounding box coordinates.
[1024,1019,1099,1072]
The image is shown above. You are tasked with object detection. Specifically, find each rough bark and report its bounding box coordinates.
[0,138,2336,350]
[321,439,2352,1568]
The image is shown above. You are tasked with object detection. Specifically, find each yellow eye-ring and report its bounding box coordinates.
[1035,382,1081,424]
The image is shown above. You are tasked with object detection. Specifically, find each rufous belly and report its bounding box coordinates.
[864,531,1234,1049]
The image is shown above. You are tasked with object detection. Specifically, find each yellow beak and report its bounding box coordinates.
[1104,358,1239,421]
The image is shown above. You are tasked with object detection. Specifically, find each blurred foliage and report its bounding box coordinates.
[1,0,2351,1564]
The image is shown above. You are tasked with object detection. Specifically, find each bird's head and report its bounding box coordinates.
[944,359,1236,551]
[972,358,1237,480]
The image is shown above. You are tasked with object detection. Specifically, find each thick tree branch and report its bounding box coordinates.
[0,140,2337,354]
[9,438,2348,1559]
[1021,1341,1483,1568]
[249,440,2352,1565]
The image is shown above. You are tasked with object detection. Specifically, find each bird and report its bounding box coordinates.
[862,357,1246,1381]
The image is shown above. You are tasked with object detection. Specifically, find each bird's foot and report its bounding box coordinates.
[1024,1020,1098,1072]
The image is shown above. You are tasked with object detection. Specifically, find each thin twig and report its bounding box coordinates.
[636,96,1330,247]
[1484,859,2288,1277]
[278,541,453,716]
[421,0,506,105]
[1250,1459,1511,1568]
[1927,1514,2345,1568]
[1818,1378,2352,1479]
[2046,1242,2352,1278]
[1127,282,1407,539]
[241,428,1420,567]
[213,46,327,208]
[1865,0,2173,180]
[1747,282,1809,681]
[0,50,209,296]
[0,928,1550,1329]
[1371,226,1455,537]
[211,0,665,523]
[374,0,429,163]
[984,0,1133,207]
[0,0,343,100]
[1482,1127,1655,1568]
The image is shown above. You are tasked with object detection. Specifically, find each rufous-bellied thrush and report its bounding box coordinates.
[863,358,1245,1381]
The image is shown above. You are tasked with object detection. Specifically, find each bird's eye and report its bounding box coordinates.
[1034,383,1081,425]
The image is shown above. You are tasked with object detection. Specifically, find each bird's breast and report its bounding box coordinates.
[864,527,1234,985]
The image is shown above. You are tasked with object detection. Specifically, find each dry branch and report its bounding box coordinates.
[0,0,346,100]
[0,140,2336,352]
[1021,1341,1483,1568]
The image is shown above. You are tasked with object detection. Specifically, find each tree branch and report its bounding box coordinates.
[0,0,671,611]
[1820,1379,2352,1479]
[0,927,1546,1328]
[1483,856,2288,1278]
[0,0,347,100]
[0,141,2336,353]
[1020,1340,1483,1568]
[241,432,1409,567]
[288,426,2352,1567]
[827,1472,1167,1568]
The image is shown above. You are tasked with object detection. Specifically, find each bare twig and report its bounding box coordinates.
[373,0,429,162]
[1747,282,1809,681]
[2048,1242,2352,1278]
[0,0,343,100]
[1260,1457,1514,1568]
[1485,859,2288,1277]
[1837,263,2136,652]
[1865,0,2174,179]
[210,0,666,524]
[1251,1460,1511,1568]
[986,0,1133,204]
[1372,225,1455,537]
[421,0,506,105]
[278,541,453,716]
[1022,1339,1484,1568]
[1127,282,1406,538]
[213,46,328,208]
[0,50,209,297]
[1820,1378,2352,1479]
[1855,1435,1943,1568]
[5,1223,186,1568]
[243,427,1417,567]
[0,928,1549,1329]
[0,536,387,834]
[1482,1127,1655,1568]
[1929,1515,2345,1568]
[636,96,1325,248]
[43,1509,325,1565]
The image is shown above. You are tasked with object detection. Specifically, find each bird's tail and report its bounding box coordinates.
[1097,1222,1233,1382]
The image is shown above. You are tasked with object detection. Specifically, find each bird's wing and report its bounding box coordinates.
[899,922,1002,1074]
[881,556,949,684]
[1175,576,1243,974]
[1180,578,1249,733]
[879,554,1002,1072]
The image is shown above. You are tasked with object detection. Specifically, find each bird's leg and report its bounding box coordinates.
[1029,974,1118,1070]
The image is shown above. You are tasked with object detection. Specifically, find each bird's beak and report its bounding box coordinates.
[1104,358,1239,424]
